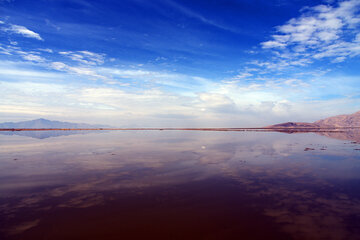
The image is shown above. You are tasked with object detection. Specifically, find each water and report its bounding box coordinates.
[1,130,360,240]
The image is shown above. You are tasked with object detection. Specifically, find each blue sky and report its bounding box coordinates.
[0,0,359,127]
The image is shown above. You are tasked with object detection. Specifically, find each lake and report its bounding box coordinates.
[1,130,360,240]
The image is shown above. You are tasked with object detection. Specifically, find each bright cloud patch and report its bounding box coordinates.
[21,53,45,62]
[59,51,105,65]
[3,24,43,40]
[50,61,106,80]
[261,0,360,62]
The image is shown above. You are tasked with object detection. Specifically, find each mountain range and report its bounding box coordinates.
[0,118,110,129]
[267,110,360,128]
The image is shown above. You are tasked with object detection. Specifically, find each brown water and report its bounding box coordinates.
[1,130,360,240]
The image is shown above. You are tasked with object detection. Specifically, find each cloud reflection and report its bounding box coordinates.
[0,131,360,238]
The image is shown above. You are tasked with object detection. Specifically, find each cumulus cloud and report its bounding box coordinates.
[3,24,43,40]
[261,0,360,63]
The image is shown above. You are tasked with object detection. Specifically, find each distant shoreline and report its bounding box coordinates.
[0,127,359,132]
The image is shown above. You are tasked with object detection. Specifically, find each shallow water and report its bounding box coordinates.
[1,130,360,240]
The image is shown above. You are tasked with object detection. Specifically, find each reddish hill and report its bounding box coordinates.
[266,122,321,128]
[266,110,360,128]
[315,110,360,127]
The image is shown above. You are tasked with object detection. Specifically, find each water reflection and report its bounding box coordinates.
[272,128,360,143]
[1,128,360,143]
[315,129,360,143]
[0,130,99,139]
[0,131,360,239]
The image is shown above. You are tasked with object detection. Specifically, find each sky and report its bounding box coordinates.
[0,0,360,127]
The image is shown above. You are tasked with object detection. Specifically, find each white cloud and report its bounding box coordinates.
[0,44,46,62]
[198,93,234,107]
[0,43,212,88]
[100,67,214,91]
[3,24,43,40]
[21,53,45,62]
[245,57,313,72]
[50,61,107,80]
[1,72,360,127]
[59,51,105,65]
[50,62,67,71]
[261,0,360,63]
[232,72,253,80]
[332,56,346,62]
[261,40,287,49]
[38,48,53,53]
[0,42,108,81]
[0,45,13,55]
[0,63,62,79]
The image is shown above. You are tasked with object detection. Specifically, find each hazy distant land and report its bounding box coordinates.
[0,118,110,129]
[0,110,359,132]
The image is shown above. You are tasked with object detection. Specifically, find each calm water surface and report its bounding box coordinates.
[1,130,360,240]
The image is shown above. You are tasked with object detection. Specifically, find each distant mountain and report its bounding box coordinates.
[314,111,360,127]
[267,110,360,128]
[0,118,110,129]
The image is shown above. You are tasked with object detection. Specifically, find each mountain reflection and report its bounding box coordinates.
[1,128,359,143]
[272,128,360,143]
[0,131,360,239]
[0,130,104,139]
[315,129,360,143]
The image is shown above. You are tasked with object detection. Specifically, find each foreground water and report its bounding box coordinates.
[1,130,360,240]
